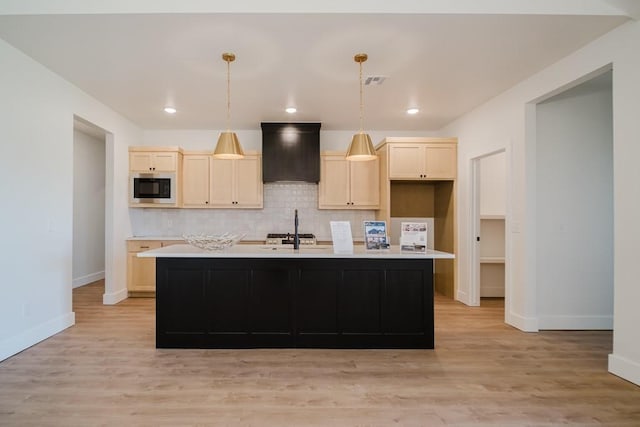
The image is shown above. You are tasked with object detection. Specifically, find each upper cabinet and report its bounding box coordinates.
[129,147,182,208]
[210,154,263,208]
[318,152,379,209]
[388,142,456,180]
[182,154,212,207]
[182,152,263,209]
[129,147,180,172]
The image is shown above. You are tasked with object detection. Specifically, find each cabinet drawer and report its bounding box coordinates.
[127,241,162,252]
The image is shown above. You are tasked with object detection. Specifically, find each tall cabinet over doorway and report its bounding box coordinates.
[375,137,457,297]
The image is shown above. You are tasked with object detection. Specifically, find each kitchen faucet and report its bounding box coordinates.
[294,209,299,250]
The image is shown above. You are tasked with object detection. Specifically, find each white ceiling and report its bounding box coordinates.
[0,2,633,131]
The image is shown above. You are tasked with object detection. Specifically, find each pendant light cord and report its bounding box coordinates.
[359,59,364,133]
[226,57,231,132]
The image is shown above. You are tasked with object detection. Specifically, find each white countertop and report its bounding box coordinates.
[128,236,185,241]
[137,244,455,259]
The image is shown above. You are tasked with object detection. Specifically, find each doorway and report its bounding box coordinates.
[533,70,613,330]
[72,117,106,294]
[470,150,508,309]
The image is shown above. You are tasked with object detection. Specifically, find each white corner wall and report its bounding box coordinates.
[440,20,640,385]
[73,129,106,288]
[536,73,613,330]
[0,38,140,362]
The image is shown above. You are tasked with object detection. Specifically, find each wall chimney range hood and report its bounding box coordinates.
[261,122,321,183]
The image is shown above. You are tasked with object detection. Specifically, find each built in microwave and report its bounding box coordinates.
[130,173,176,204]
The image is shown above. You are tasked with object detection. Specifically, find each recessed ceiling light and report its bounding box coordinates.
[407,108,419,115]
[164,106,177,114]
[285,107,297,114]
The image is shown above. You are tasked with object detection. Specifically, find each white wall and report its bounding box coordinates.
[536,73,613,329]
[480,152,506,217]
[440,20,640,385]
[142,129,437,152]
[73,128,106,287]
[0,39,140,362]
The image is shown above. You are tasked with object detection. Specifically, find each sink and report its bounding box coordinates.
[259,246,294,251]
[258,245,331,251]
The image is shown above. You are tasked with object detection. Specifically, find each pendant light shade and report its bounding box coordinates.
[214,131,244,159]
[214,52,244,159]
[346,53,377,161]
[347,132,376,159]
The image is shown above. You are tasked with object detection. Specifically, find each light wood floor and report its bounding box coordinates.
[0,282,638,426]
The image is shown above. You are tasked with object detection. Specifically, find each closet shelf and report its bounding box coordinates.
[480,256,505,264]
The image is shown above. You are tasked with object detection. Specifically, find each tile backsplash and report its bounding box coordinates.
[130,183,375,241]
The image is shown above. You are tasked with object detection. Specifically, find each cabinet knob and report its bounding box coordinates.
[205,201,209,204]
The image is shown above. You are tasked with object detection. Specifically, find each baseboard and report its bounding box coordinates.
[538,314,613,330]
[0,312,75,362]
[608,353,640,386]
[102,287,128,305]
[456,289,476,306]
[506,310,538,332]
[72,270,105,288]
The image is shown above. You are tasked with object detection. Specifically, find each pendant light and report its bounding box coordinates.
[346,53,377,161]
[214,52,245,159]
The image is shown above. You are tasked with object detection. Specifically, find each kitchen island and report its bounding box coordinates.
[139,244,454,349]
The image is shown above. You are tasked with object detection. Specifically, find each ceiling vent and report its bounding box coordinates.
[364,75,386,86]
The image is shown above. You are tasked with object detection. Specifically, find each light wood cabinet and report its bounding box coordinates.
[129,150,179,172]
[182,154,212,207]
[181,152,263,209]
[210,154,263,208]
[388,143,456,180]
[127,240,183,296]
[318,153,379,209]
[375,137,457,298]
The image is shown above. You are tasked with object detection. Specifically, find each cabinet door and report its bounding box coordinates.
[210,158,234,206]
[151,152,178,172]
[424,145,456,179]
[350,157,380,208]
[234,156,263,208]
[318,155,351,208]
[182,155,211,207]
[388,145,425,179]
[129,152,154,172]
[127,253,156,293]
[130,151,177,172]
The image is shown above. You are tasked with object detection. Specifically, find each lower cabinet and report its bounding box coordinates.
[156,257,434,349]
[126,240,182,296]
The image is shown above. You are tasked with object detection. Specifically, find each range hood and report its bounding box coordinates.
[261,122,321,183]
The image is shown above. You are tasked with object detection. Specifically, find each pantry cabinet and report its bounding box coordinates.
[318,152,379,209]
[375,137,457,298]
[388,143,456,180]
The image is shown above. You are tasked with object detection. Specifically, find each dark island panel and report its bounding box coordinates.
[156,257,434,349]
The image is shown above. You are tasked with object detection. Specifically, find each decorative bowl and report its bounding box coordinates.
[183,233,244,251]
